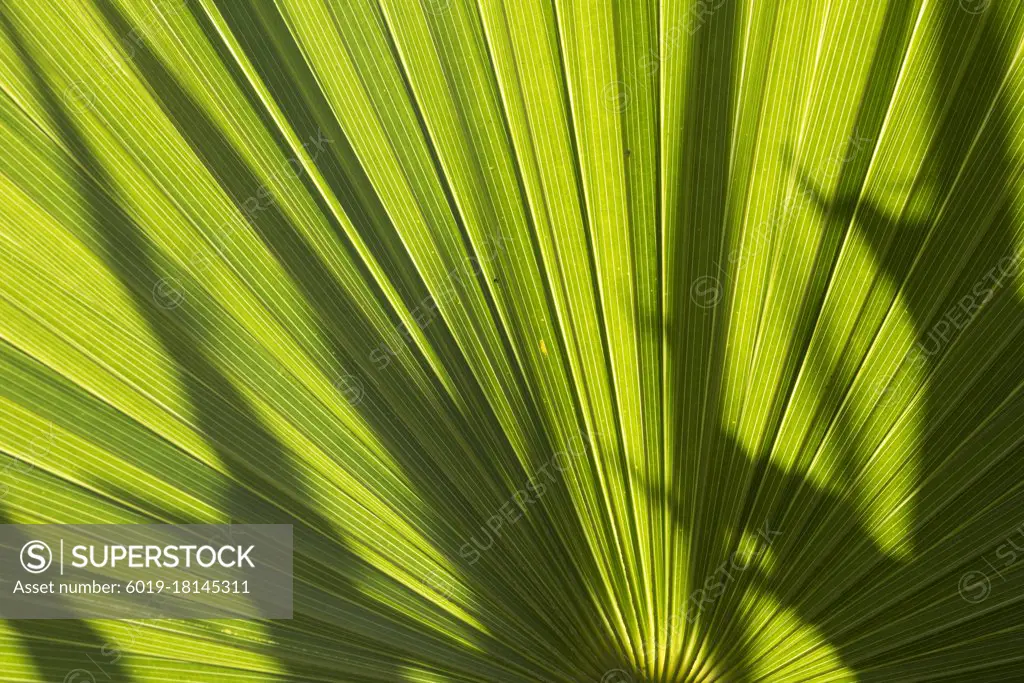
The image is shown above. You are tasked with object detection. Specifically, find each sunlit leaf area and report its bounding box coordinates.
[1,0,1024,680]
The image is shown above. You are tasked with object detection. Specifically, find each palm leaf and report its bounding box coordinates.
[1,0,1023,680]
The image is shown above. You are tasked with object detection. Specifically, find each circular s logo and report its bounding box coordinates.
[333,373,365,405]
[63,670,97,683]
[424,0,451,15]
[601,669,634,683]
[152,277,185,309]
[602,81,630,112]
[62,82,96,115]
[958,0,990,15]
[20,540,52,574]
[424,568,454,600]
[958,570,991,603]
[690,275,723,308]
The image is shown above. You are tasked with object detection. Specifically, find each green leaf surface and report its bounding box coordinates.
[1,0,1023,680]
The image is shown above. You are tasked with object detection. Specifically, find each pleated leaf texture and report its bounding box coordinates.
[1,0,1024,681]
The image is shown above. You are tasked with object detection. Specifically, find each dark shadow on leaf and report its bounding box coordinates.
[0,15,139,683]
[701,2,1024,680]
[656,2,1024,681]
[74,0,613,679]
[2,4,513,680]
